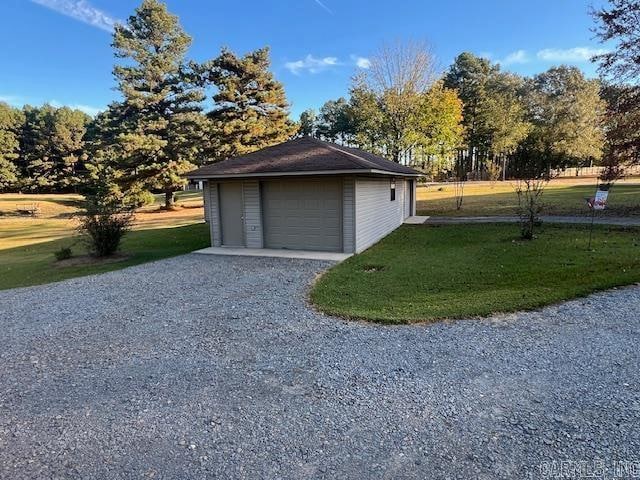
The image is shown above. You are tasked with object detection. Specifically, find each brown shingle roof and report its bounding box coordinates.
[186,137,421,178]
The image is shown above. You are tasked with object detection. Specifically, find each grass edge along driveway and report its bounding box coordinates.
[0,223,210,291]
[310,224,640,324]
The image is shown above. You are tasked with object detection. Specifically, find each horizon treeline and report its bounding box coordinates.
[301,52,606,181]
[0,0,637,203]
[0,52,608,195]
[0,0,296,208]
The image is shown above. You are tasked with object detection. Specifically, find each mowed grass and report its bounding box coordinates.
[310,224,640,324]
[0,191,208,290]
[417,179,640,217]
[0,191,205,249]
[0,223,210,290]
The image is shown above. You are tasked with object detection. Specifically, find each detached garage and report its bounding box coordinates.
[187,137,420,254]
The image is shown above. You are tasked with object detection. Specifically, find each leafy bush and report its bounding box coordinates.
[125,189,156,208]
[78,198,134,257]
[54,247,72,261]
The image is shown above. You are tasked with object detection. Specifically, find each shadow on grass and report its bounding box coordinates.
[1,195,84,209]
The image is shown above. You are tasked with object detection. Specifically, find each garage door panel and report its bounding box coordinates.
[262,179,342,252]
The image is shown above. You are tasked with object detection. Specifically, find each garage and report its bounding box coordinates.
[261,178,342,252]
[187,137,420,254]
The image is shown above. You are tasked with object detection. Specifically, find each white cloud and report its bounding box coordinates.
[285,55,339,74]
[285,54,372,74]
[31,0,120,32]
[69,104,103,116]
[0,95,23,105]
[49,100,104,116]
[352,56,371,69]
[536,47,609,63]
[500,50,529,65]
[313,0,333,14]
[0,95,103,116]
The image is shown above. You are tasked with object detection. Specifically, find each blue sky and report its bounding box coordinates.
[0,0,608,118]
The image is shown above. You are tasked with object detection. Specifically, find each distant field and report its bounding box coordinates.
[0,190,205,250]
[0,191,208,290]
[417,178,640,217]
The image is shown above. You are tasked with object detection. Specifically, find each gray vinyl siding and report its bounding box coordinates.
[205,181,222,247]
[342,177,355,253]
[204,175,414,252]
[203,182,210,223]
[242,180,263,248]
[411,180,417,216]
[354,177,406,253]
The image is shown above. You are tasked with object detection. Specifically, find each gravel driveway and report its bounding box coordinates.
[1,254,639,479]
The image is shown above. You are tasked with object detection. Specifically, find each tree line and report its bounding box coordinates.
[1,0,638,209]
[299,46,606,182]
[0,0,295,208]
[0,103,91,192]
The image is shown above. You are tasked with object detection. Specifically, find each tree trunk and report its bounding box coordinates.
[165,190,175,209]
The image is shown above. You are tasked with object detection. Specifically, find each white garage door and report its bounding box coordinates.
[262,179,342,252]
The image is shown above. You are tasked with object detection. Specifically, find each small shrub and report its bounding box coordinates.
[514,178,547,240]
[78,198,134,257]
[54,247,73,261]
[486,162,502,184]
[125,189,156,208]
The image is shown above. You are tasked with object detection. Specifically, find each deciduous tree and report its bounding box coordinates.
[411,80,464,168]
[592,0,640,179]
[525,66,605,165]
[352,40,437,162]
[317,98,353,143]
[483,73,531,157]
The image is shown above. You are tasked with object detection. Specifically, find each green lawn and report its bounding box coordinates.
[310,224,640,324]
[417,182,640,217]
[0,223,210,290]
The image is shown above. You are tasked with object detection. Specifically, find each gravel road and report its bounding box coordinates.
[1,254,639,479]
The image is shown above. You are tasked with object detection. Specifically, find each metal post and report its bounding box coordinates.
[588,204,596,250]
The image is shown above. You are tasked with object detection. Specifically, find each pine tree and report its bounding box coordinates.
[203,47,296,161]
[20,104,90,192]
[0,102,25,191]
[444,53,499,172]
[20,105,57,191]
[110,0,206,208]
[52,107,91,190]
[298,109,317,137]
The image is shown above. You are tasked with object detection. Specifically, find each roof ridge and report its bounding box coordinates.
[309,138,383,170]
[186,137,421,178]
